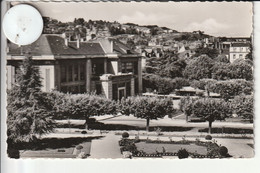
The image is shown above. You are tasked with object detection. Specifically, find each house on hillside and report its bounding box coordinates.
[7,35,142,100]
[229,42,250,63]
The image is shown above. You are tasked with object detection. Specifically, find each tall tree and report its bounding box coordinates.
[191,98,232,133]
[120,96,174,131]
[232,94,254,122]
[7,55,55,142]
[183,55,214,80]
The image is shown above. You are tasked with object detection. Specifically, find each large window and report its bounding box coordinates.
[60,62,86,94]
[61,63,85,83]
[92,62,104,75]
[122,62,133,73]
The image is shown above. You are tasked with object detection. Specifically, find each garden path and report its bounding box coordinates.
[89,132,123,159]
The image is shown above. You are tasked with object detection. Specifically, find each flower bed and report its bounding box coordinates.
[118,138,232,159]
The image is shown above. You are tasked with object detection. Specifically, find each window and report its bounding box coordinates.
[122,62,134,73]
[68,65,73,82]
[61,63,85,83]
[96,84,102,95]
[61,66,66,82]
[80,64,85,80]
[92,62,104,75]
[60,62,86,94]
[239,54,243,59]
[73,64,78,81]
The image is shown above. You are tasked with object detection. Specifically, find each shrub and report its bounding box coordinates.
[122,132,129,139]
[76,145,83,150]
[219,146,228,156]
[177,148,189,159]
[7,149,20,159]
[81,131,87,134]
[205,135,212,140]
[232,95,254,122]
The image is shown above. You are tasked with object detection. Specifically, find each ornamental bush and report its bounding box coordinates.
[219,146,228,156]
[205,135,212,140]
[76,145,83,150]
[122,132,129,139]
[7,149,20,159]
[177,148,189,159]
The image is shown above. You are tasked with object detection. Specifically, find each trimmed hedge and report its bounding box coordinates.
[198,128,253,134]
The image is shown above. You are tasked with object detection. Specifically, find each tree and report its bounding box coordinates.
[7,55,55,142]
[191,98,232,133]
[190,79,217,97]
[193,48,219,59]
[179,96,198,122]
[183,55,214,80]
[208,79,253,101]
[52,93,118,126]
[229,59,253,80]
[232,94,254,122]
[120,96,174,132]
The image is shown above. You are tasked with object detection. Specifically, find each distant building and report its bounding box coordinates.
[7,35,142,100]
[229,42,250,63]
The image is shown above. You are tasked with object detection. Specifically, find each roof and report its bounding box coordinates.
[8,34,139,57]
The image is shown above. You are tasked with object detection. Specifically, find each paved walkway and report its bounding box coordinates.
[89,132,123,159]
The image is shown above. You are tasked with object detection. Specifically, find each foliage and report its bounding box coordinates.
[212,59,253,81]
[122,132,130,139]
[183,55,214,80]
[119,96,174,131]
[231,95,254,121]
[48,92,118,121]
[76,145,83,150]
[212,62,231,80]
[189,98,232,133]
[143,73,189,94]
[215,54,230,63]
[205,135,212,140]
[219,146,228,156]
[229,59,253,80]
[7,149,20,159]
[208,79,253,101]
[177,148,189,159]
[193,48,219,59]
[179,96,199,121]
[7,55,55,142]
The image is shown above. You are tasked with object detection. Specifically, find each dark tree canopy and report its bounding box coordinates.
[120,96,174,131]
[183,55,214,80]
[7,55,55,142]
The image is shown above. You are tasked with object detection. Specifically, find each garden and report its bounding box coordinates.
[6,55,254,159]
[118,132,231,159]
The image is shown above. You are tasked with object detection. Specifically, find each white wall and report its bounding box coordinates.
[6,65,15,89]
[39,65,55,92]
[110,61,118,75]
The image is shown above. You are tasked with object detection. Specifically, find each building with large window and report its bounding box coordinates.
[7,34,142,100]
[229,42,250,63]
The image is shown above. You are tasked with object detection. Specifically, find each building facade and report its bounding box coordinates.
[229,42,250,63]
[7,34,142,100]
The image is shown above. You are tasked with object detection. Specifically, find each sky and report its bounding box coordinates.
[14,1,253,37]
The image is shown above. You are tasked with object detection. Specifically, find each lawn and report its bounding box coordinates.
[135,142,208,155]
[9,137,102,158]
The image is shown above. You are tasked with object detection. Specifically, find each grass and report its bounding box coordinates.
[56,119,193,132]
[20,141,92,158]
[135,142,208,155]
[8,136,103,151]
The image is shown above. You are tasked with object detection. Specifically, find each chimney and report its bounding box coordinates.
[77,38,80,48]
[76,34,80,48]
[111,40,113,53]
[65,38,68,46]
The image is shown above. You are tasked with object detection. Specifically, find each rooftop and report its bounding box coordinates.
[8,34,139,57]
